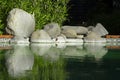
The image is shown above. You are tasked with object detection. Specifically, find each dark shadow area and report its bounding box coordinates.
[64,0,120,34]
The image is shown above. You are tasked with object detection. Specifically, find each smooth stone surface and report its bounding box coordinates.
[6,8,35,40]
[31,30,52,42]
[62,26,88,34]
[10,38,30,44]
[61,28,77,38]
[92,23,109,36]
[66,39,83,43]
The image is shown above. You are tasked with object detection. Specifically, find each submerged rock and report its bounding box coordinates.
[44,23,61,38]
[6,8,35,41]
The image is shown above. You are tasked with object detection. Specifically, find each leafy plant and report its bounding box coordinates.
[0,0,69,34]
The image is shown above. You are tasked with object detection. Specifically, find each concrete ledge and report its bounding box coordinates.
[66,39,83,43]
[31,40,54,43]
[84,38,106,43]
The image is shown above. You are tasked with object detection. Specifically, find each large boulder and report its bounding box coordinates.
[6,8,35,40]
[92,23,109,36]
[44,23,61,38]
[62,26,88,34]
[31,30,52,42]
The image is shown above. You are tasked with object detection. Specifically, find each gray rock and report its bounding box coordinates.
[31,30,52,42]
[84,31,106,42]
[61,28,77,38]
[44,23,61,38]
[6,8,35,40]
[62,26,88,34]
[85,31,101,39]
[87,26,94,31]
[93,23,109,36]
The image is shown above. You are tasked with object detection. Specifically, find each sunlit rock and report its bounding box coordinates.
[31,30,53,43]
[84,43,108,60]
[5,45,34,77]
[6,8,35,42]
[62,26,88,35]
[44,23,61,38]
[93,23,109,36]
[77,35,84,39]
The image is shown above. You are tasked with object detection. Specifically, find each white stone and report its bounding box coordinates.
[6,8,35,40]
[53,34,66,43]
[93,23,109,36]
[66,39,83,43]
[77,35,84,39]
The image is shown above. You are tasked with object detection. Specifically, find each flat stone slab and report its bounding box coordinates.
[84,38,106,43]
[31,39,83,43]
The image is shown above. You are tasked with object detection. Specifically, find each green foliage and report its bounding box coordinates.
[0,0,69,34]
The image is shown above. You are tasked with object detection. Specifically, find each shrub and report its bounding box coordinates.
[0,0,69,34]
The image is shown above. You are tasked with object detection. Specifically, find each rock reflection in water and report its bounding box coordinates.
[31,43,108,61]
[31,43,61,61]
[61,43,108,62]
[84,43,108,61]
[2,42,109,79]
[5,44,34,77]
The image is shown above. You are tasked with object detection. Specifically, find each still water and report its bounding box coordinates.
[0,42,120,80]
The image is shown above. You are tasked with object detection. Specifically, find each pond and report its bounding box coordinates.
[0,42,120,80]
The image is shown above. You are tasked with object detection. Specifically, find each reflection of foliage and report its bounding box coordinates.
[0,51,66,80]
[31,55,66,80]
[0,50,9,80]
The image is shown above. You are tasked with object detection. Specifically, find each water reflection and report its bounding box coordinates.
[84,43,108,61]
[0,43,120,80]
[5,44,34,77]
